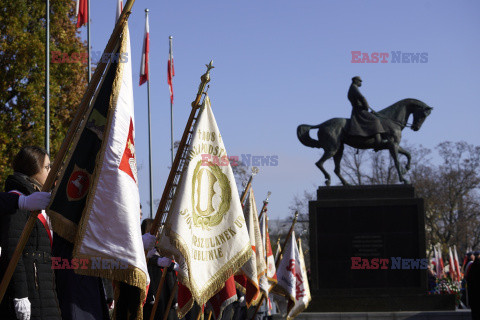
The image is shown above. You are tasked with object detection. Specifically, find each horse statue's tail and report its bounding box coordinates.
[297,124,321,148]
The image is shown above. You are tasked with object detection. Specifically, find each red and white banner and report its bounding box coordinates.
[207,276,237,320]
[76,0,88,28]
[275,231,296,314]
[288,238,311,319]
[139,12,150,86]
[260,213,277,292]
[453,245,461,281]
[167,38,175,103]
[235,188,268,306]
[71,22,149,318]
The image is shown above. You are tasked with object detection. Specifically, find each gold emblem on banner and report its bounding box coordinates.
[191,160,231,229]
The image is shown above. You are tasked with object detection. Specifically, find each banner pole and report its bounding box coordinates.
[150,61,214,236]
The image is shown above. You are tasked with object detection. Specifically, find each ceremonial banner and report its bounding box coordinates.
[235,188,268,306]
[158,96,251,317]
[49,22,149,319]
[288,238,311,319]
[260,213,277,291]
[48,44,121,242]
[274,231,296,314]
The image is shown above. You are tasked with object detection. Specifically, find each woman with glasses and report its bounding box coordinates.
[0,146,61,319]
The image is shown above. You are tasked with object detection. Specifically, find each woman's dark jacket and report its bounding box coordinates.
[0,172,61,319]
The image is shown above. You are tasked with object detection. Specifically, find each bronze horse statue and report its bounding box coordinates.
[297,99,433,185]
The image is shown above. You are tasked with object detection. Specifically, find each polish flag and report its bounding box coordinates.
[76,0,88,28]
[139,12,150,86]
[167,37,175,103]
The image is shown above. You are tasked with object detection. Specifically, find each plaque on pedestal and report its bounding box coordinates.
[308,185,455,311]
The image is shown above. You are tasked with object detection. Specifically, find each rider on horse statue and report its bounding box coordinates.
[348,76,388,151]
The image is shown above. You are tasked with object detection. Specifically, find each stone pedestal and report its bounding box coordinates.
[308,185,455,311]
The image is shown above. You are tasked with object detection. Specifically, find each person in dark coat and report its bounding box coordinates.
[347,76,388,150]
[0,146,61,319]
[466,255,480,320]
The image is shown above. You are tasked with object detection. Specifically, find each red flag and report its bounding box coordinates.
[139,13,150,86]
[207,276,237,320]
[167,37,175,103]
[177,282,194,318]
[76,0,88,28]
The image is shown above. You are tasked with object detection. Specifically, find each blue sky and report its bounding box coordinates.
[79,0,480,220]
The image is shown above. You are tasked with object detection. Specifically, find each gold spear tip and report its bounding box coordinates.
[251,167,259,175]
[206,60,215,71]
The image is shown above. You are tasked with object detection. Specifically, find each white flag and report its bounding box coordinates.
[275,230,297,315]
[158,96,251,314]
[240,189,268,305]
[71,22,149,318]
[288,238,311,319]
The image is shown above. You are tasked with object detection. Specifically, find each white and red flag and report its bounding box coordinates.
[260,213,277,292]
[139,11,150,86]
[453,245,462,281]
[207,276,237,320]
[235,188,268,307]
[167,37,175,103]
[288,237,311,319]
[448,247,456,280]
[158,96,251,318]
[70,22,150,319]
[116,0,123,21]
[274,230,296,315]
[76,0,88,28]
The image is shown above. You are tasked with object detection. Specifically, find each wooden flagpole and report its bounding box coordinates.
[276,211,298,268]
[0,0,137,303]
[239,167,259,206]
[148,61,214,317]
[150,61,214,236]
[257,191,271,221]
[149,267,168,320]
[162,282,178,320]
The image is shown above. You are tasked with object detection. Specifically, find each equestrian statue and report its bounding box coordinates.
[297,76,433,186]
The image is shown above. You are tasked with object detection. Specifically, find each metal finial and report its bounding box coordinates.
[169,35,173,39]
[251,167,259,175]
[145,8,149,13]
[206,60,214,71]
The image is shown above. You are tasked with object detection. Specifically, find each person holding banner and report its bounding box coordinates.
[0,146,61,319]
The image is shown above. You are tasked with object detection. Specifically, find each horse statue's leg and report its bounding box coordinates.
[333,144,350,186]
[316,149,335,186]
[388,143,410,184]
[397,146,411,172]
